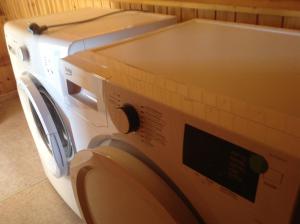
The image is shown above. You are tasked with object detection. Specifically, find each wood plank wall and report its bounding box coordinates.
[0,16,16,96]
[0,0,300,95]
[1,0,300,29]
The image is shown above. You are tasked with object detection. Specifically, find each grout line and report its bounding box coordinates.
[0,178,48,204]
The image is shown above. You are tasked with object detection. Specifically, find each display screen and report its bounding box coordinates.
[183,124,267,202]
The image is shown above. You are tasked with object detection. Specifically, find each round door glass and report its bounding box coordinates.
[29,86,73,159]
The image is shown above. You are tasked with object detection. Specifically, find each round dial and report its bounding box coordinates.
[17,46,30,62]
[112,104,140,134]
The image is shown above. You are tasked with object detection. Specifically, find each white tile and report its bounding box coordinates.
[193,102,205,119]
[165,80,177,92]
[245,104,266,123]
[217,95,232,112]
[205,105,219,125]
[177,83,188,96]
[203,91,217,107]
[286,116,300,138]
[265,109,286,131]
[265,128,299,156]
[233,116,248,136]
[245,120,267,143]
[231,99,247,117]
[188,86,203,103]
[219,111,234,130]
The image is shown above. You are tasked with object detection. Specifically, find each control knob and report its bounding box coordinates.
[113,104,140,134]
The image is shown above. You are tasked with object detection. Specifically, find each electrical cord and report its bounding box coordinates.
[28,9,134,35]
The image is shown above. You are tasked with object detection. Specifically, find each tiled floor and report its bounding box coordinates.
[0,97,83,224]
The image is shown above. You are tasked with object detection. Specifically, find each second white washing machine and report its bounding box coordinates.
[61,19,300,224]
[4,8,176,216]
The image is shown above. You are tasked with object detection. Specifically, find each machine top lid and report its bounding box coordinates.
[65,19,300,119]
[8,8,175,41]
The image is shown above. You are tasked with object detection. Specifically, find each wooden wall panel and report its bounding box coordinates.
[142,4,154,12]
[1,0,300,96]
[110,1,120,8]
[131,3,142,10]
[167,6,181,22]
[120,2,131,10]
[216,11,235,22]
[175,0,300,11]
[284,16,300,30]
[154,5,168,14]
[236,12,257,24]
[0,16,15,96]
[182,8,197,21]
[258,15,283,27]
[0,0,299,30]
[0,64,16,95]
[0,16,8,66]
[197,9,216,20]
[102,0,112,8]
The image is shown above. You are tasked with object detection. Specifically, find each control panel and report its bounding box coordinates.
[183,124,268,202]
[106,88,168,147]
[103,81,300,224]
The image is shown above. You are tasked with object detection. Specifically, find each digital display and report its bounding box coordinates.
[183,124,267,202]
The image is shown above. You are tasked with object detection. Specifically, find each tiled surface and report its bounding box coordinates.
[0,97,45,201]
[0,180,83,224]
[0,97,83,224]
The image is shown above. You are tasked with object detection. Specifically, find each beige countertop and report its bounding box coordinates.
[62,19,300,155]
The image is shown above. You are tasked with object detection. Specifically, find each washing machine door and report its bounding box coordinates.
[18,74,70,177]
[70,145,199,224]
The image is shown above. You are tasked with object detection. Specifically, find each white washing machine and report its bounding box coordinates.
[61,20,300,223]
[4,8,176,216]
